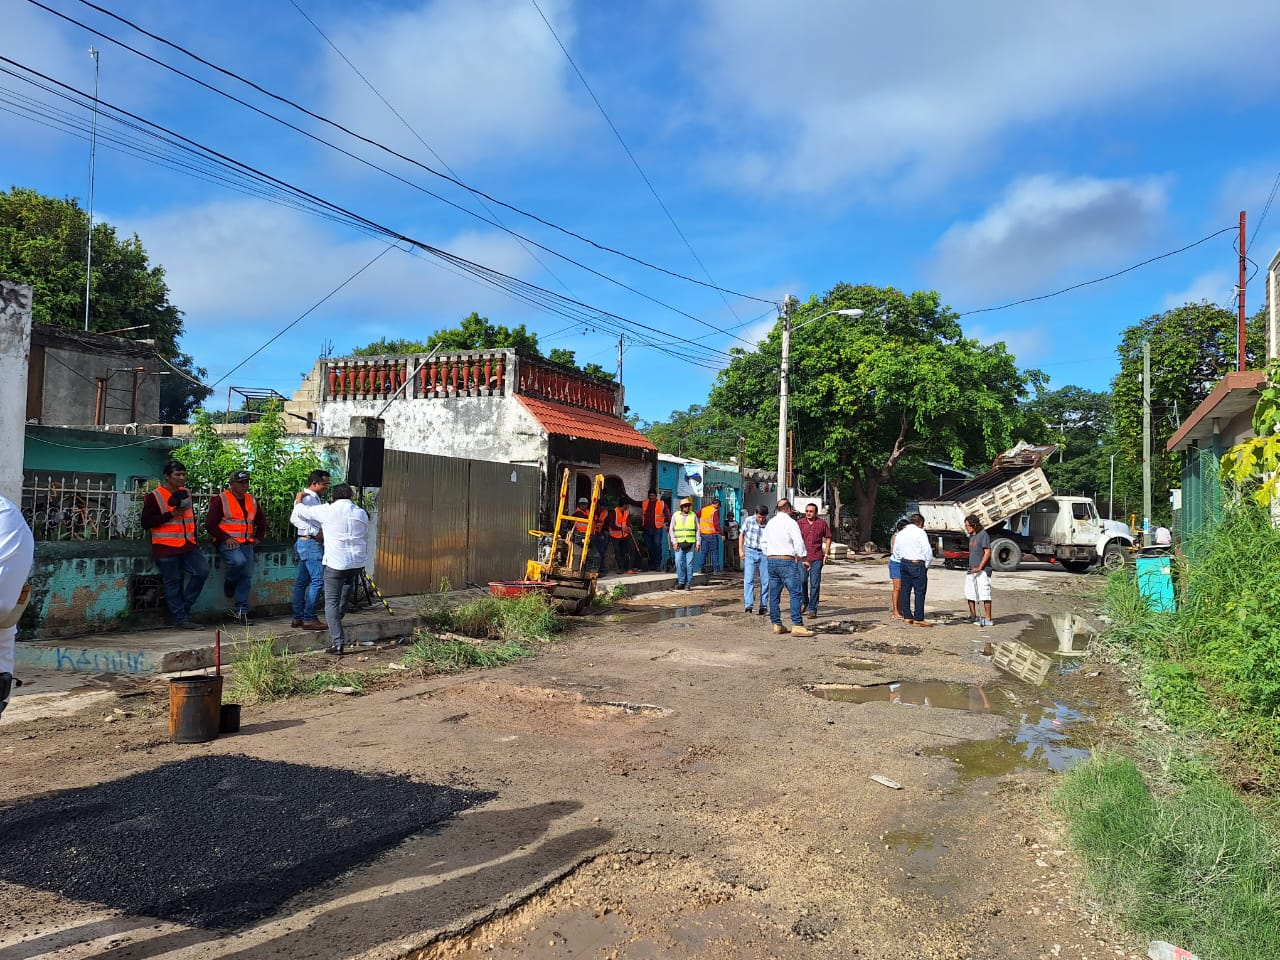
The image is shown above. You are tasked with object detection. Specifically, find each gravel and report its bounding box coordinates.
[0,755,492,930]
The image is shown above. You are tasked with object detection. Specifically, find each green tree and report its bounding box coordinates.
[1111,302,1266,525]
[642,404,750,461]
[0,186,210,421]
[351,313,615,380]
[174,402,324,540]
[1023,385,1115,501]
[712,283,1038,541]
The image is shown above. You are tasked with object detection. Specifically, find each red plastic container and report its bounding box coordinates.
[488,580,555,599]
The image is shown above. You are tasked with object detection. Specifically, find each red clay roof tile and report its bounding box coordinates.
[517,395,656,452]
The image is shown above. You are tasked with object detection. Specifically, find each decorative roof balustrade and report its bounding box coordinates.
[320,350,620,416]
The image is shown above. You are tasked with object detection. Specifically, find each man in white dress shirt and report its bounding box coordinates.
[1,495,35,718]
[291,483,369,655]
[761,499,814,637]
[895,513,935,626]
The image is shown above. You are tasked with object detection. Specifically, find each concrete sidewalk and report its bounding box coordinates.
[11,569,704,677]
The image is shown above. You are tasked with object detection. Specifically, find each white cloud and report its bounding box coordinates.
[928,174,1168,302]
[318,0,585,169]
[123,198,537,326]
[964,321,1049,368]
[687,0,1280,195]
[1161,271,1233,310]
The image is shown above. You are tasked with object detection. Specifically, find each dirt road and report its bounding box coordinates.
[0,561,1146,960]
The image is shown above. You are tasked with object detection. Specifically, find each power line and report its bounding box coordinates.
[286,0,579,302]
[38,0,774,313]
[21,0,759,347]
[528,0,745,325]
[957,226,1240,317]
[1,56,735,372]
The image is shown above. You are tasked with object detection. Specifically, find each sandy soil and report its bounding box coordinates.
[0,560,1149,960]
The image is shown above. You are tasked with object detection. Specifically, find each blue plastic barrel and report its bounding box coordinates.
[1135,549,1175,612]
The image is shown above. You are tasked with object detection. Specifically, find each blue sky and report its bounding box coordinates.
[5,0,1280,425]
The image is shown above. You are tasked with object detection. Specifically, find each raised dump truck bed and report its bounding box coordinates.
[919,443,1057,533]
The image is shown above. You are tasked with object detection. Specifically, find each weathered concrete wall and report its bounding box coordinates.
[317,395,547,469]
[19,540,301,640]
[1,280,33,504]
[28,324,161,426]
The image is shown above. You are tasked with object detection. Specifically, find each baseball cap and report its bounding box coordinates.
[230,470,251,483]
[577,497,589,504]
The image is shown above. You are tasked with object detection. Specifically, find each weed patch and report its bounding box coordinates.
[229,639,296,704]
[413,589,563,644]
[402,634,531,674]
[1056,754,1280,960]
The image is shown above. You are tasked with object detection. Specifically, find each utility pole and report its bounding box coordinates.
[1237,210,1247,371]
[616,334,624,383]
[1142,340,1152,546]
[776,295,795,495]
[84,47,101,332]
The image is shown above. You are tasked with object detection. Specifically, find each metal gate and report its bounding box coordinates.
[375,449,541,595]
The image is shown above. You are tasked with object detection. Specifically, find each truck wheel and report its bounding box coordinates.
[989,538,1022,572]
[1102,540,1127,571]
[1060,559,1092,573]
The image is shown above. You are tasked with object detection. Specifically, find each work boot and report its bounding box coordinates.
[772,623,787,635]
[791,624,815,637]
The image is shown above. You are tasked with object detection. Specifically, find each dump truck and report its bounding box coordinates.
[919,442,1133,573]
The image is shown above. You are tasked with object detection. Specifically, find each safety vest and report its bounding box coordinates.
[698,504,720,536]
[643,499,668,529]
[573,508,606,535]
[671,511,698,545]
[609,506,631,539]
[218,490,259,544]
[150,488,196,547]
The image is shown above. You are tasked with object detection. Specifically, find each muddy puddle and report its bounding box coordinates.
[810,613,1097,779]
[602,604,711,624]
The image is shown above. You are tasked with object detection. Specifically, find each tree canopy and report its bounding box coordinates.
[0,186,210,421]
[1022,385,1115,502]
[1110,302,1266,525]
[351,311,615,380]
[672,282,1038,541]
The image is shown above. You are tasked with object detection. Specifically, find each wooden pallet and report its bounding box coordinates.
[992,640,1053,686]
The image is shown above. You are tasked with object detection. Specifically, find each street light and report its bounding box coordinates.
[777,296,864,494]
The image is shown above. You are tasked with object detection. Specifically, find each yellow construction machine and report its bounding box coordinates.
[522,469,604,614]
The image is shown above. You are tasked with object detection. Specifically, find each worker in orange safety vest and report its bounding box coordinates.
[565,496,608,572]
[641,489,668,571]
[609,500,637,574]
[698,498,723,574]
[139,459,208,630]
[205,469,267,624]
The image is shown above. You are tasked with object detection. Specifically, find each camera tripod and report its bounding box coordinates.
[349,569,394,616]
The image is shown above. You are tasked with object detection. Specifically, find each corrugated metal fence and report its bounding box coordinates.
[375,449,541,595]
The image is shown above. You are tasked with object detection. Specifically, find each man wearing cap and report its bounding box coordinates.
[739,504,769,615]
[761,499,814,637]
[669,497,701,590]
[140,459,207,629]
[206,469,267,624]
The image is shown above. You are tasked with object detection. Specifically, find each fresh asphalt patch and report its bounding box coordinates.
[0,755,494,931]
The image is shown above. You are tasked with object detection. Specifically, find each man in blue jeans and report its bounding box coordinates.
[762,499,814,637]
[798,502,833,618]
[740,505,769,614]
[668,497,701,590]
[291,483,369,656]
[140,460,208,629]
[206,470,267,625]
[291,469,330,630]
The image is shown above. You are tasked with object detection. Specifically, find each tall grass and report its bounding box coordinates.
[401,635,531,674]
[1055,754,1280,960]
[229,639,297,703]
[1104,502,1280,781]
[414,589,563,643]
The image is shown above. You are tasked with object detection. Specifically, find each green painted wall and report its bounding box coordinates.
[24,426,183,486]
